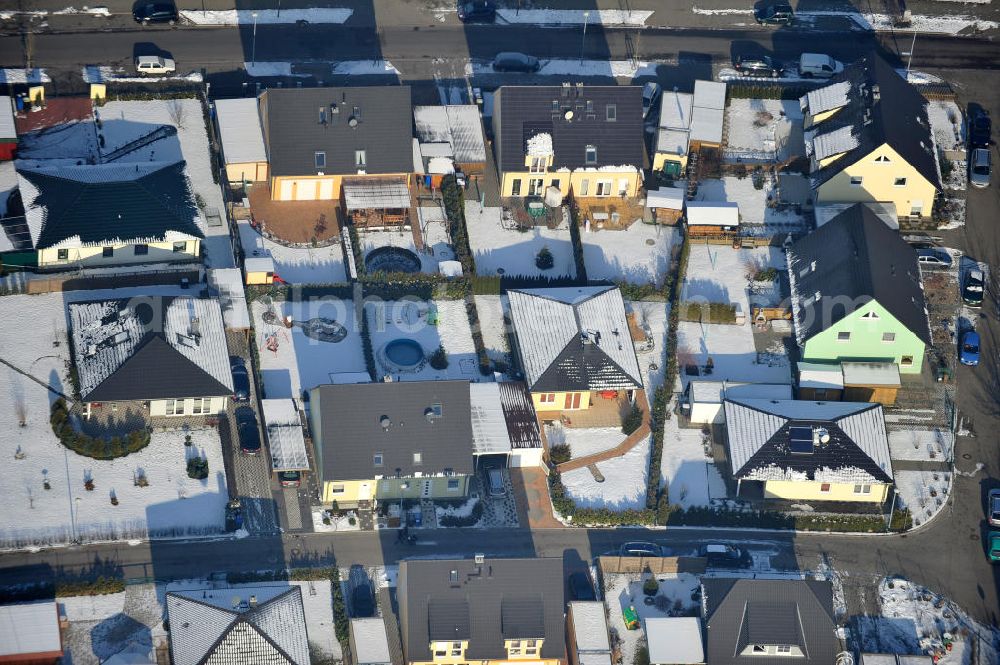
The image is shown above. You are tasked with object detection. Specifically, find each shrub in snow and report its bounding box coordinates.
[438,499,484,527]
[654,594,671,612]
[429,345,449,370]
[549,443,571,465]
[535,245,555,270]
[49,398,151,459]
[348,516,357,526]
[643,577,659,596]
[621,404,644,435]
[186,456,209,480]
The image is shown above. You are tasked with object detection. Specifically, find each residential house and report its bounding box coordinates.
[414,105,488,181]
[351,618,393,665]
[801,54,940,219]
[166,586,309,665]
[69,296,234,418]
[787,203,931,373]
[397,557,566,665]
[566,602,612,665]
[652,81,726,178]
[492,84,644,199]
[215,98,268,184]
[723,398,894,503]
[259,86,414,204]
[702,579,838,665]
[644,617,704,665]
[10,161,202,269]
[507,286,644,417]
[0,600,63,665]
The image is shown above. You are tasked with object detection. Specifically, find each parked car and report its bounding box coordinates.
[989,532,1000,563]
[351,584,375,617]
[642,82,662,119]
[753,0,793,25]
[235,407,261,455]
[969,108,992,148]
[230,356,251,402]
[970,147,991,188]
[487,467,506,497]
[457,0,496,22]
[735,54,782,78]
[916,249,953,269]
[963,269,985,307]
[798,53,844,79]
[620,541,662,557]
[492,52,540,73]
[960,330,980,367]
[569,571,596,601]
[278,471,301,488]
[132,0,178,23]
[699,543,746,567]
[988,488,1000,528]
[135,55,175,75]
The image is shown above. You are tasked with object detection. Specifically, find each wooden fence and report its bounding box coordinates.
[598,555,707,576]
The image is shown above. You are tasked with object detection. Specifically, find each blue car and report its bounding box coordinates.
[960,331,980,366]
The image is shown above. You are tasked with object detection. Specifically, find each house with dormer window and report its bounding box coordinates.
[492,85,644,199]
[397,557,565,665]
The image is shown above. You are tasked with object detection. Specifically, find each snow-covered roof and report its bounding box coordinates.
[690,106,724,145]
[413,105,487,163]
[350,618,391,665]
[208,268,250,329]
[693,80,726,110]
[802,80,851,116]
[645,617,704,665]
[797,363,844,390]
[328,371,373,385]
[568,602,610,653]
[526,131,554,157]
[245,255,276,275]
[815,201,898,230]
[469,382,513,455]
[263,399,309,471]
[688,380,792,404]
[214,98,266,165]
[167,587,309,665]
[0,600,61,658]
[656,128,690,156]
[0,96,15,140]
[724,398,893,484]
[507,286,643,393]
[419,142,454,158]
[580,654,613,665]
[658,91,694,130]
[343,178,410,211]
[809,124,859,161]
[686,201,739,226]
[69,296,233,402]
[427,156,456,174]
[842,361,900,387]
[646,186,685,211]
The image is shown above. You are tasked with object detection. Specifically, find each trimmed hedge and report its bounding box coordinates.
[567,205,588,281]
[678,301,737,324]
[438,499,485,527]
[549,443,571,465]
[360,314,376,380]
[665,505,913,533]
[621,404,643,435]
[441,175,476,276]
[50,399,150,460]
[549,471,659,526]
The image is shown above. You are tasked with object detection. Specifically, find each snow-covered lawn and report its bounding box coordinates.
[561,434,650,510]
[631,300,670,394]
[360,218,456,275]
[181,9,352,24]
[683,243,785,314]
[82,66,203,84]
[605,573,701,665]
[894,470,951,528]
[888,429,954,462]
[545,424,624,459]
[466,203,576,278]
[660,409,727,508]
[366,299,481,382]
[252,297,367,399]
[676,321,791,388]
[469,59,656,80]
[724,98,803,162]
[238,222,347,285]
[694,177,807,228]
[928,100,966,154]
[581,223,678,285]
[474,294,510,367]
[496,9,653,26]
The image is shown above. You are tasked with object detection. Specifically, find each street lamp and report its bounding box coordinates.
[71,497,81,543]
[251,12,259,68]
[580,11,590,63]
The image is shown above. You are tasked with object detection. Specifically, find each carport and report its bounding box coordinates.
[262,399,310,477]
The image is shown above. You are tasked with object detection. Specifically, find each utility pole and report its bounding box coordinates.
[580,11,590,63]
[251,12,259,67]
[905,31,917,81]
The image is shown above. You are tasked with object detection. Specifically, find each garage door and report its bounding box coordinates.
[296,180,317,200]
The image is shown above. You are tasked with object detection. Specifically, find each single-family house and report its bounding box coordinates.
[259,86,415,207]
[69,296,234,418]
[12,161,202,269]
[787,203,931,373]
[702,578,838,665]
[723,398,894,503]
[397,557,566,665]
[0,600,63,665]
[507,286,644,417]
[492,84,644,199]
[351,618,393,665]
[801,53,940,219]
[645,617,704,665]
[166,586,309,665]
[567,602,612,665]
[414,105,488,181]
[215,97,268,184]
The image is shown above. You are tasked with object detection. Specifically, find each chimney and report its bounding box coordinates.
[249,595,258,608]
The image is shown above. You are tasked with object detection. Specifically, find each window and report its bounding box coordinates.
[452,643,462,650]
[172,241,186,253]
[894,177,907,187]
[585,145,597,164]
[353,105,361,120]
[435,651,447,658]
[564,392,582,409]
[451,650,462,656]
[511,178,522,196]
[191,398,209,415]
[530,156,546,173]
[539,393,556,404]
[525,641,536,648]
[874,155,890,163]
[528,178,545,196]
[596,180,612,196]
[331,484,345,494]
[102,246,114,257]
[606,104,616,121]
[510,642,521,648]
[551,100,560,111]
[315,151,326,168]
[413,451,423,465]
[850,175,863,186]
[134,244,148,256]
[882,332,896,343]
[752,645,767,654]
[585,100,594,113]
[165,399,185,416]
[373,453,384,467]
[910,201,924,217]
[550,178,560,190]
[901,355,914,366]
[579,179,590,196]
[318,107,327,124]
[355,150,366,168]
[776,645,792,654]
[447,478,460,491]
[431,403,443,417]
[837,331,851,342]
[820,483,831,493]
[510,649,521,656]
[861,311,879,320]
[854,484,872,494]
[57,248,69,260]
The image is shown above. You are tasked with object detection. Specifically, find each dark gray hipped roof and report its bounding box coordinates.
[807,54,940,190]
[398,558,565,663]
[788,203,931,346]
[494,86,644,174]
[702,579,837,665]
[260,87,414,177]
[310,380,474,480]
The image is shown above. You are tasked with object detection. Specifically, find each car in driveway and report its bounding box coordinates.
[457,0,496,22]
[963,269,985,307]
[753,0,793,25]
[970,147,991,188]
[620,541,662,557]
[916,249,953,269]
[235,407,261,455]
[133,0,178,23]
[569,571,596,601]
[230,356,250,402]
[486,467,506,497]
[642,82,662,119]
[734,54,782,78]
[989,532,1000,563]
[351,584,375,617]
[970,108,991,148]
[959,330,980,367]
[278,471,301,488]
[135,55,175,75]
[988,489,1000,527]
[699,543,747,567]
[493,52,540,73]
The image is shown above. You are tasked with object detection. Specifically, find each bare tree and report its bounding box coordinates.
[168,100,187,129]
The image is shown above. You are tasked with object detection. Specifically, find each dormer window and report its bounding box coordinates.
[874,155,890,163]
[318,107,327,124]
[752,645,767,654]
[551,100,559,111]
[606,104,616,121]
[585,145,597,164]
[355,150,367,167]
[315,151,326,168]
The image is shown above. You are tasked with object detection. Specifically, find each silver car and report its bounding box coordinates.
[970,147,991,188]
[989,489,1000,528]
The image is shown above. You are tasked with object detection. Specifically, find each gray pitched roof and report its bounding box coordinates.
[260,87,414,177]
[309,380,474,481]
[804,54,940,190]
[787,203,931,346]
[494,86,644,174]
[702,579,837,665]
[17,161,202,249]
[398,558,565,663]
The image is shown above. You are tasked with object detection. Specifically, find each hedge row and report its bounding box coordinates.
[567,205,589,281]
[549,471,663,526]
[665,505,913,533]
[441,175,476,276]
[50,399,150,460]
[438,499,485,527]
[677,301,737,324]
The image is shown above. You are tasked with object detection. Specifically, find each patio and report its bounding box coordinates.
[573,196,648,230]
[248,182,342,244]
[538,390,634,429]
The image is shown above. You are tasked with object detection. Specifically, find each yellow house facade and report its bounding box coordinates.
[271,172,412,202]
[37,238,200,269]
[408,639,560,665]
[761,479,891,503]
[320,475,471,508]
[531,390,591,414]
[498,151,642,198]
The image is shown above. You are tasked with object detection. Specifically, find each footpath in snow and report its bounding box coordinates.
[497,9,653,26]
[181,8,352,25]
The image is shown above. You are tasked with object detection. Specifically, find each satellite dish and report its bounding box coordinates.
[564,110,574,120]
[348,116,359,127]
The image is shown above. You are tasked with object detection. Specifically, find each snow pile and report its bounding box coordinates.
[436,497,480,522]
[181,8,352,25]
[660,410,726,508]
[526,132,553,157]
[82,66,203,83]
[53,6,111,16]
[692,7,751,15]
[796,10,998,35]
[582,222,678,285]
[561,434,650,510]
[331,60,400,76]
[497,9,653,26]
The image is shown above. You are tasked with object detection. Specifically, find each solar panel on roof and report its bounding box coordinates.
[789,425,814,454]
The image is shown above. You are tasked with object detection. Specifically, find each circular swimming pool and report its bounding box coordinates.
[365,246,421,274]
[381,339,426,372]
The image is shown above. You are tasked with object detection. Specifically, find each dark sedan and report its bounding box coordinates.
[569,571,596,601]
[458,0,496,23]
[235,408,261,455]
[753,0,793,25]
[230,356,250,402]
[735,54,782,78]
[133,1,178,24]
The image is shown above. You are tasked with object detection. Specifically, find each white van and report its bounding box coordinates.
[798,53,843,79]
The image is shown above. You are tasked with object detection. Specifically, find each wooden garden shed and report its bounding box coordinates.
[685,201,739,243]
[841,362,900,405]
